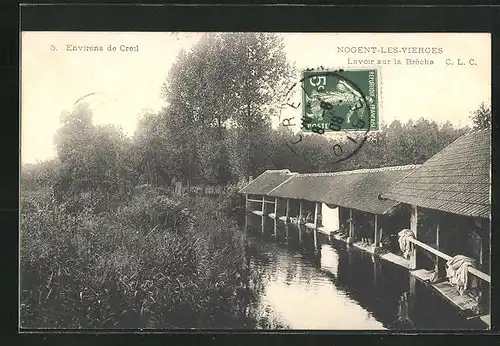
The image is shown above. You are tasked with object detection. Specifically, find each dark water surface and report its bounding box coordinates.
[244,213,485,330]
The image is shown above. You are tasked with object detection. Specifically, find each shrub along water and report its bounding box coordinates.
[20,185,258,328]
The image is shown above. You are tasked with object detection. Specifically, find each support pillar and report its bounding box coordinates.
[434,222,445,280]
[409,273,417,312]
[261,213,265,234]
[436,222,440,269]
[261,196,266,233]
[286,198,290,222]
[313,202,319,252]
[409,205,419,270]
[245,194,249,211]
[313,227,318,253]
[314,202,319,228]
[299,200,304,223]
[274,197,278,218]
[373,214,385,255]
[347,208,354,245]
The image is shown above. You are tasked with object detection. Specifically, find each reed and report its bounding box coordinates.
[20,185,255,328]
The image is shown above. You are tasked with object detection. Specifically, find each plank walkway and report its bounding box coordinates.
[480,314,490,327]
[410,269,480,311]
[304,222,316,230]
[352,241,375,254]
[409,269,489,328]
[432,281,480,312]
[317,226,329,235]
[410,268,436,282]
[380,252,410,269]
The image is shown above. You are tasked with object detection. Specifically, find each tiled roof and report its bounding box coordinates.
[382,128,491,219]
[267,165,420,215]
[238,169,297,195]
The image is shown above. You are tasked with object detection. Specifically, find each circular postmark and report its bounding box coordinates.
[280,67,379,167]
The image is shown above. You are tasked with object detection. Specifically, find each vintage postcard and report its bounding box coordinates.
[20,32,491,331]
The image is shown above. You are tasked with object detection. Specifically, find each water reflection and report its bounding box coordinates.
[388,292,416,329]
[243,212,485,330]
[246,213,384,330]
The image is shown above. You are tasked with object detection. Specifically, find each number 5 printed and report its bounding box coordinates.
[309,76,326,91]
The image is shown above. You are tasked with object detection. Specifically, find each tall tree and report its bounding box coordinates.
[133,110,175,186]
[161,33,295,184]
[220,33,295,179]
[470,103,491,130]
[53,103,130,205]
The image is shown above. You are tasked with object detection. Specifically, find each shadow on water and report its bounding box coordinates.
[242,212,486,330]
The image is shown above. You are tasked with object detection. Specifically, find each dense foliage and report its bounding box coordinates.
[21,186,262,328]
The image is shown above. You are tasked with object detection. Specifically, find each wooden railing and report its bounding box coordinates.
[409,237,490,283]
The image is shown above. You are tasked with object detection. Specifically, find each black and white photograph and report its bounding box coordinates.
[20,31,491,330]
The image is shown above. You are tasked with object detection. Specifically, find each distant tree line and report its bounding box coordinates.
[21,33,489,204]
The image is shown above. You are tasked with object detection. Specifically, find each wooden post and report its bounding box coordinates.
[374,214,378,247]
[261,195,265,215]
[436,222,440,269]
[286,198,290,222]
[314,202,319,228]
[274,197,278,218]
[313,226,318,253]
[477,221,484,266]
[299,200,304,223]
[298,225,303,244]
[408,274,417,314]
[312,202,319,251]
[435,222,444,279]
[245,193,249,211]
[480,241,483,266]
[349,209,353,237]
[245,211,249,232]
[347,208,354,245]
[409,205,418,270]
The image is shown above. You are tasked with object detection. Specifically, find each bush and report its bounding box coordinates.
[20,185,255,328]
[219,183,245,219]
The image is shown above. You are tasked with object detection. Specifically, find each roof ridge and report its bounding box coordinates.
[465,127,491,136]
[266,174,298,195]
[264,169,294,174]
[299,164,421,177]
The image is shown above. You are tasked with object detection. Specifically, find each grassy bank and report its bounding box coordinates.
[20,184,257,328]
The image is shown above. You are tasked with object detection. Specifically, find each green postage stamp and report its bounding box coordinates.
[301,69,379,132]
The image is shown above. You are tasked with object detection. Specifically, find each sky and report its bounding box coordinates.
[21,32,491,164]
